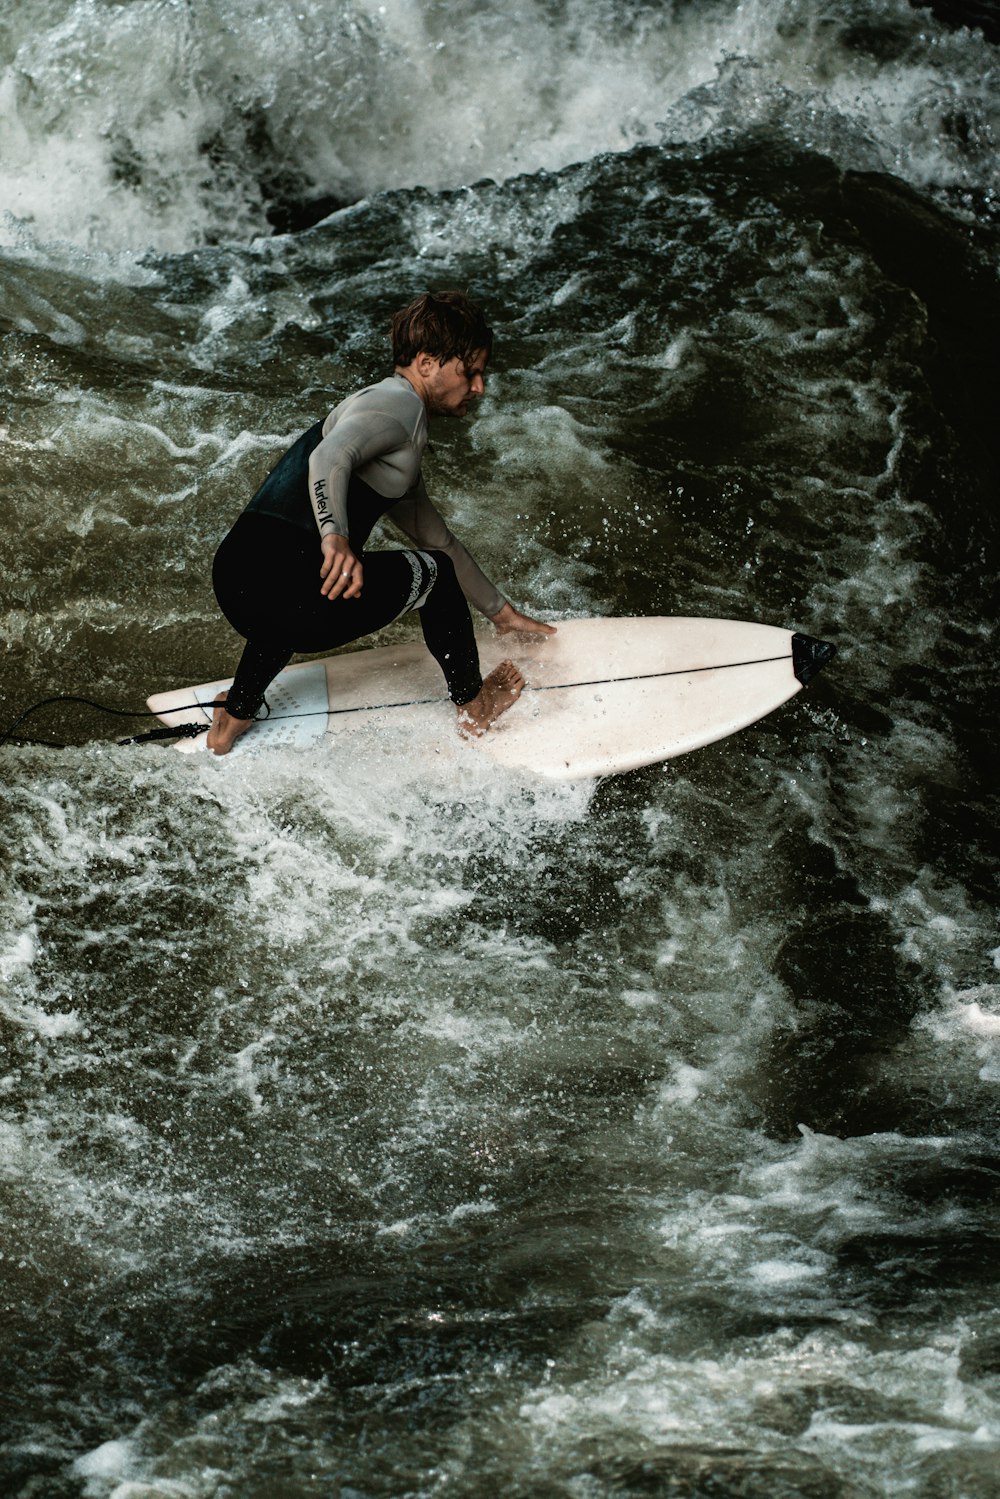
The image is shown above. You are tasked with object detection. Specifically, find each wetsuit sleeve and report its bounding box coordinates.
[307,412,413,539]
[389,480,507,619]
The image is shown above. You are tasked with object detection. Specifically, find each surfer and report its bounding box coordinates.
[207,290,555,755]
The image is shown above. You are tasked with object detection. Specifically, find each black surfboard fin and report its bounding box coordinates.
[792,633,837,686]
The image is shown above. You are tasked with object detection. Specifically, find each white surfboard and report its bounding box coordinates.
[145,617,835,781]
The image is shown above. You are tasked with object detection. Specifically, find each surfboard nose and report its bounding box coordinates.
[792,633,837,686]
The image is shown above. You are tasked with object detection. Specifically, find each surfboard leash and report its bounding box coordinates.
[1,638,835,750]
[0,693,271,750]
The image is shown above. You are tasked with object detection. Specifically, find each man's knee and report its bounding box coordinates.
[422,551,464,604]
[425,549,457,581]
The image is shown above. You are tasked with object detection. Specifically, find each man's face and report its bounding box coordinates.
[423,349,488,417]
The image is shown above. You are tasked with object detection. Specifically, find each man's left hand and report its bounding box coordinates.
[490,602,557,637]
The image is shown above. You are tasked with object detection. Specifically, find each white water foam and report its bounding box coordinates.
[2,0,996,257]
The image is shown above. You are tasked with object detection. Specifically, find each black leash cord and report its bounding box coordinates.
[0,694,266,751]
[3,654,796,751]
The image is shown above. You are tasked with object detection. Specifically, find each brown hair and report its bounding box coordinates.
[390,290,493,368]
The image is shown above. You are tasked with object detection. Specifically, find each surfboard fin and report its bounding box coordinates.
[792,633,837,686]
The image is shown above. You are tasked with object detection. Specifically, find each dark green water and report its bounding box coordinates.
[2,3,999,1495]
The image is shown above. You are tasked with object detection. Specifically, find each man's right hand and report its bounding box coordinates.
[320,534,364,599]
[490,601,557,637]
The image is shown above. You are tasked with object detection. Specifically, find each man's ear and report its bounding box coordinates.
[413,350,439,376]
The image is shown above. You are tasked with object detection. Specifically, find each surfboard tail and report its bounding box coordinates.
[792,633,837,686]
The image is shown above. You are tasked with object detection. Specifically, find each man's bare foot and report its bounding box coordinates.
[206,693,255,756]
[457,660,525,737]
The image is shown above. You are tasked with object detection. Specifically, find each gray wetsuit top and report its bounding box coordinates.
[245,373,505,618]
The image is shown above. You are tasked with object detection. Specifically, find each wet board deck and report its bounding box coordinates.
[146,616,835,781]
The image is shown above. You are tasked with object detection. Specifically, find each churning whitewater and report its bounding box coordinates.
[1,2,998,1496]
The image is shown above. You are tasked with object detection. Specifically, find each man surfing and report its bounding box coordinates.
[207,290,554,755]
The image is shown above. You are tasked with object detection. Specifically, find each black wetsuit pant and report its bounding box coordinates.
[213,513,484,719]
